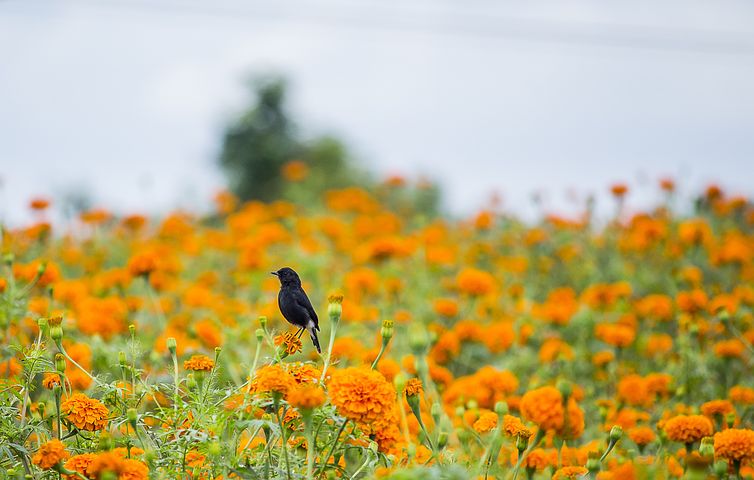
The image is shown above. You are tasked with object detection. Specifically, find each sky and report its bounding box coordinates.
[1,0,754,225]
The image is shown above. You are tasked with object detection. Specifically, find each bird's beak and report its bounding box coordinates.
[270,271,279,276]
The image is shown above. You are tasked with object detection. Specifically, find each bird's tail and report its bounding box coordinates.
[307,322,321,354]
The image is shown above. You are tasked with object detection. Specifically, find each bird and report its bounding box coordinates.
[271,267,321,353]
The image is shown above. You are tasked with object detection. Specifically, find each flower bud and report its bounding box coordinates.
[455,406,465,418]
[409,326,429,354]
[327,294,343,318]
[129,324,136,337]
[98,431,114,451]
[259,316,268,330]
[516,433,529,452]
[368,441,379,455]
[586,451,600,472]
[36,261,47,276]
[37,317,48,330]
[609,425,623,442]
[166,337,177,355]
[431,402,442,425]
[713,460,728,477]
[127,408,138,427]
[118,351,128,368]
[557,379,572,401]
[725,412,736,428]
[255,328,264,341]
[381,319,394,342]
[437,431,448,449]
[494,401,508,416]
[699,437,714,457]
[2,253,14,266]
[50,326,63,344]
[54,353,66,373]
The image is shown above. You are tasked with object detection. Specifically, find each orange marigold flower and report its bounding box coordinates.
[628,426,656,446]
[286,362,321,385]
[287,384,326,410]
[610,183,628,197]
[282,160,309,182]
[456,268,496,296]
[404,378,423,398]
[553,465,588,479]
[30,197,51,210]
[473,411,498,433]
[714,339,746,359]
[87,452,149,480]
[503,414,532,438]
[730,386,754,405]
[183,354,214,372]
[595,323,636,348]
[520,386,584,438]
[126,251,160,278]
[702,400,735,418]
[42,373,62,389]
[274,331,303,356]
[592,350,614,367]
[63,453,97,479]
[60,393,109,431]
[327,367,396,425]
[32,439,69,469]
[617,375,650,407]
[252,364,294,396]
[714,428,754,463]
[664,415,713,444]
[433,298,459,317]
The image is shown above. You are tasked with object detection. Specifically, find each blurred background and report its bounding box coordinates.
[2,0,754,224]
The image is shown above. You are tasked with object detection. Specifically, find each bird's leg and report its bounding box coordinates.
[295,328,304,338]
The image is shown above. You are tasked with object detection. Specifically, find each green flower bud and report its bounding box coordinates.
[494,401,508,416]
[259,316,268,330]
[255,328,265,341]
[586,451,600,472]
[557,379,572,400]
[381,319,394,342]
[208,441,222,457]
[36,261,47,276]
[714,460,728,477]
[609,425,623,442]
[327,294,343,321]
[37,317,48,329]
[699,437,714,457]
[2,253,14,266]
[516,434,529,452]
[127,408,138,427]
[431,402,442,425]
[118,351,128,368]
[50,326,63,343]
[437,431,448,449]
[409,326,429,354]
[54,353,66,373]
[166,337,177,355]
[368,441,379,455]
[725,412,736,428]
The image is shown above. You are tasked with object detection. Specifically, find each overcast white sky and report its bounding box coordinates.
[2,0,754,224]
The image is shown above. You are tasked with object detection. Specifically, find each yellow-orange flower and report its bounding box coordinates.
[251,364,293,396]
[327,367,396,425]
[663,415,713,444]
[282,160,309,182]
[553,465,588,479]
[503,414,532,438]
[63,453,97,479]
[275,331,303,355]
[628,426,656,447]
[520,386,583,438]
[473,411,498,433]
[714,428,754,463]
[87,451,149,480]
[287,384,326,410]
[404,378,423,398]
[42,372,62,389]
[730,386,754,405]
[701,400,735,418]
[456,268,496,296]
[183,354,214,372]
[32,439,69,469]
[60,393,109,431]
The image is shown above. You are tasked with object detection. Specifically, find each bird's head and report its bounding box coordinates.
[271,267,301,286]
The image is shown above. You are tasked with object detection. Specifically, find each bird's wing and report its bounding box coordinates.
[293,289,319,329]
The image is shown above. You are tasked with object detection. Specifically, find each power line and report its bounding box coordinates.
[5,0,754,55]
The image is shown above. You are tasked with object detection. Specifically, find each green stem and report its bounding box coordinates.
[316,418,349,477]
[274,404,292,480]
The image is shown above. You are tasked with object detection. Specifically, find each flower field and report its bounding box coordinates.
[2,182,754,479]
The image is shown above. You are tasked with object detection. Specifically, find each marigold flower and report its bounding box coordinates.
[32,439,69,469]
[714,339,746,359]
[663,415,713,445]
[250,364,294,398]
[433,298,459,317]
[473,411,498,433]
[714,428,754,463]
[286,362,321,385]
[520,386,584,438]
[42,372,62,389]
[628,426,656,446]
[60,393,109,431]
[456,268,496,296]
[87,452,149,480]
[404,378,423,398]
[553,465,588,479]
[126,251,160,278]
[617,375,650,407]
[503,414,532,438]
[287,384,326,410]
[274,331,303,356]
[282,160,309,182]
[63,453,97,479]
[730,386,754,405]
[183,354,215,372]
[701,400,735,418]
[327,367,396,425]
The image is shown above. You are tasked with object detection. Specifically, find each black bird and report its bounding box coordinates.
[271,267,321,353]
